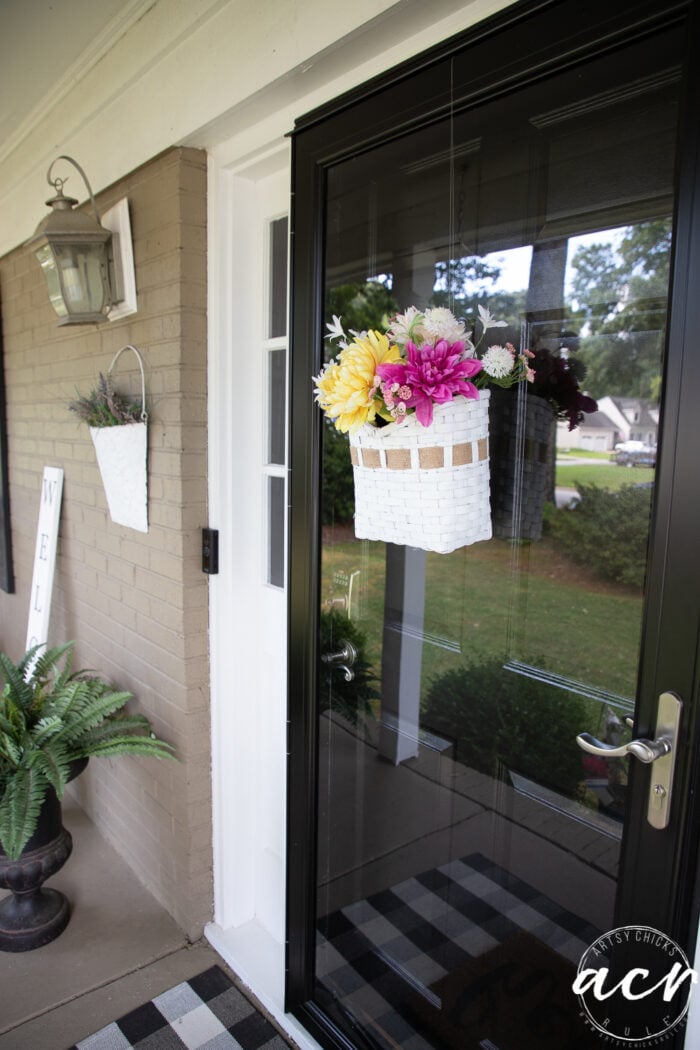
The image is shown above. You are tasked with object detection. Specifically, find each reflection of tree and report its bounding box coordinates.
[325,261,530,337]
[432,255,500,304]
[431,256,527,329]
[325,280,397,353]
[322,419,354,525]
[568,220,672,399]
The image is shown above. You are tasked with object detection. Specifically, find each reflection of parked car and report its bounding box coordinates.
[614,440,656,467]
[615,447,656,467]
[615,440,647,452]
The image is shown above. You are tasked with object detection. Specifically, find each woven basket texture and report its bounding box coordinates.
[488,389,555,541]
[349,392,491,554]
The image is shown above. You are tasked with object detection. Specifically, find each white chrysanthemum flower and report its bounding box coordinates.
[481,344,515,379]
[387,306,424,347]
[423,307,466,344]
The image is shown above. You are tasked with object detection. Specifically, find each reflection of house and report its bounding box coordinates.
[558,396,659,451]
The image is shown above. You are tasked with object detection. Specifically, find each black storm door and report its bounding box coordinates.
[287,2,700,1047]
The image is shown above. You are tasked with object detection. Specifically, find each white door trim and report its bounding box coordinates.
[206,143,315,1043]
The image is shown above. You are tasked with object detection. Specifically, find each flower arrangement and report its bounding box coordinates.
[68,371,145,427]
[314,304,533,432]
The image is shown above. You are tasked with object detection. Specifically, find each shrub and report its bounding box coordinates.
[319,611,379,725]
[422,658,588,796]
[321,420,355,526]
[547,482,652,589]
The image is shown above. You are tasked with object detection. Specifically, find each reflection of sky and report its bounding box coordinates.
[467,228,625,297]
[483,245,533,292]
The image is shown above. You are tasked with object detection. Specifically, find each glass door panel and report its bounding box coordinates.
[314,24,681,1050]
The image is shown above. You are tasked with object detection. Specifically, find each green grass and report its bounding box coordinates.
[322,535,643,705]
[556,463,654,491]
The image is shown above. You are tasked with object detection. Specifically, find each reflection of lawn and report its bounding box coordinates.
[556,463,654,490]
[322,536,643,703]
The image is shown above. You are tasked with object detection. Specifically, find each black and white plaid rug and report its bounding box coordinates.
[70,856,600,1050]
[316,852,601,1045]
[68,965,290,1050]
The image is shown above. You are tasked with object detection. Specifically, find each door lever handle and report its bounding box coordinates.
[321,640,358,682]
[576,691,682,830]
[322,640,358,666]
[576,732,671,764]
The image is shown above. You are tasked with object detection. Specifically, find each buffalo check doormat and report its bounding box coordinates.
[68,965,291,1050]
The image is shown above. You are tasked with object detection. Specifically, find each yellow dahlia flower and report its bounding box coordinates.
[314,330,401,433]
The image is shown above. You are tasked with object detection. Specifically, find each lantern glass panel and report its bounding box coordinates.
[35,245,68,318]
[54,244,107,316]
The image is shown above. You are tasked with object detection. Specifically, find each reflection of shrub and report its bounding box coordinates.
[322,421,354,526]
[319,611,379,725]
[547,482,652,588]
[422,659,588,795]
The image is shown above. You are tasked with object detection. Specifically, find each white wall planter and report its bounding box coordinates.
[91,345,148,532]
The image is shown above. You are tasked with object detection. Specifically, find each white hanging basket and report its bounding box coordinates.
[90,345,148,533]
[348,391,492,554]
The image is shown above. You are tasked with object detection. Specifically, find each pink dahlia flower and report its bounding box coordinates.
[376,339,482,427]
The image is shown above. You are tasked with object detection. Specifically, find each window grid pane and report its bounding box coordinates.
[268,475,285,588]
[269,216,289,339]
[265,214,288,589]
[267,348,286,465]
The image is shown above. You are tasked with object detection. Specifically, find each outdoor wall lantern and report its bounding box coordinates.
[27,155,127,325]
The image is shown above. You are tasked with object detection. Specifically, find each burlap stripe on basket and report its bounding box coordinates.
[350,438,488,471]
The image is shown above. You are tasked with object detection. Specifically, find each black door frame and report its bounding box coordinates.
[286,1,700,1044]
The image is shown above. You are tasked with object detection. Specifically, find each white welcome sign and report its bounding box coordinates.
[26,466,64,653]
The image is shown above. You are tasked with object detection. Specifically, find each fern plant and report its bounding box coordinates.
[0,642,175,860]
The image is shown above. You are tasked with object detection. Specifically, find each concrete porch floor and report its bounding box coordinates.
[0,798,287,1050]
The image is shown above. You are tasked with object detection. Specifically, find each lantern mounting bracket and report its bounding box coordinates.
[47,155,102,226]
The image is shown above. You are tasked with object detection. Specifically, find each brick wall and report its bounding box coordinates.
[0,147,211,940]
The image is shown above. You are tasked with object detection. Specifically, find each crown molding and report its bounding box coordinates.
[0,0,155,168]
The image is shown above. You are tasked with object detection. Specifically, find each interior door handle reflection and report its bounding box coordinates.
[576,691,682,830]
[322,640,358,682]
[576,732,671,764]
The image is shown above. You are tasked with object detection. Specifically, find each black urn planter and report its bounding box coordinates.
[0,787,73,951]
[0,759,87,952]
